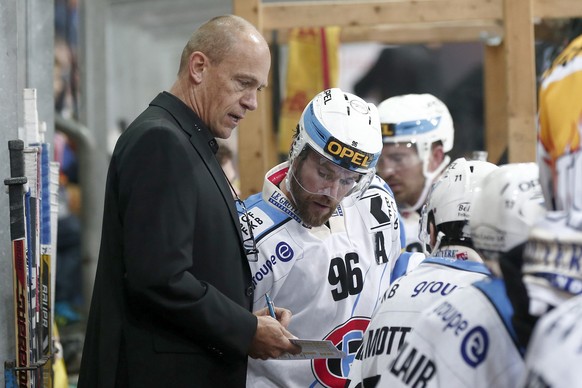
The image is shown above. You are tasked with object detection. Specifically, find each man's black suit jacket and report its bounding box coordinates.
[78,92,257,387]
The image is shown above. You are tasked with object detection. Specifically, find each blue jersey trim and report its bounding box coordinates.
[391,252,413,283]
[422,257,491,275]
[398,212,407,248]
[472,278,525,356]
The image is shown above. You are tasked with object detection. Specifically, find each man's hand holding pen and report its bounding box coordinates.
[249,294,301,359]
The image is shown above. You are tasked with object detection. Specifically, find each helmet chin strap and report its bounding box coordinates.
[430,231,446,256]
[422,231,446,256]
[284,164,300,210]
[400,155,451,213]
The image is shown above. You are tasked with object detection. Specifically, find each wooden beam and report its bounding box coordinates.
[503,0,537,163]
[533,0,582,18]
[265,21,503,45]
[233,0,260,26]
[338,21,503,44]
[260,0,582,30]
[233,0,276,197]
[484,44,507,164]
[262,0,503,30]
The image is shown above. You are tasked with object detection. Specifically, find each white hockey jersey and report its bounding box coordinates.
[400,210,424,253]
[521,293,582,387]
[241,162,403,388]
[378,277,524,388]
[346,252,490,388]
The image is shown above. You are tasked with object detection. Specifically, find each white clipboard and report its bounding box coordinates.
[276,339,346,360]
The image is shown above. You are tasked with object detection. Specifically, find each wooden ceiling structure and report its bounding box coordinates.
[233,0,582,197]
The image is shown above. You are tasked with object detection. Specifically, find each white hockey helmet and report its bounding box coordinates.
[287,88,382,202]
[470,163,546,275]
[378,94,454,176]
[419,158,498,251]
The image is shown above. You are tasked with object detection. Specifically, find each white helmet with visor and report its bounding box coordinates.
[470,163,546,277]
[419,158,498,254]
[378,94,453,177]
[287,88,382,204]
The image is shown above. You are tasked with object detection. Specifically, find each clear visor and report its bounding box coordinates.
[289,146,373,204]
[377,142,422,176]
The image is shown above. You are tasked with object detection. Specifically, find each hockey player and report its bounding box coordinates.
[514,31,582,387]
[376,94,454,252]
[345,157,496,388]
[498,31,582,350]
[537,35,582,213]
[519,213,582,387]
[369,163,545,388]
[241,88,403,387]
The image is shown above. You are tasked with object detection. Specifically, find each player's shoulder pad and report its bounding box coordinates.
[355,175,401,238]
[424,256,491,275]
[472,277,523,354]
[391,251,426,283]
[361,176,406,246]
[236,193,291,240]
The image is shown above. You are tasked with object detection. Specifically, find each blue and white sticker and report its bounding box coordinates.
[239,206,274,240]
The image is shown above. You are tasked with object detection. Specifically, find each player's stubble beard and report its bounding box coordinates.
[288,172,339,227]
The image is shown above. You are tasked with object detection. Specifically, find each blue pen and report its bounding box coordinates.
[265,293,276,318]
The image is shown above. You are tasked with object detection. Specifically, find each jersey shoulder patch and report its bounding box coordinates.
[238,193,291,241]
[357,177,400,234]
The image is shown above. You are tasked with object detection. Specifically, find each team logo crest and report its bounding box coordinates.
[312,317,370,387]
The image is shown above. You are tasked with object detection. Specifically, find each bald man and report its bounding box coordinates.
[77,15,299,388]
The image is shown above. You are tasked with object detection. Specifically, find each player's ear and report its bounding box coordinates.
[189,51,207,84]
[428,144,445,172]
[429,221,437,248]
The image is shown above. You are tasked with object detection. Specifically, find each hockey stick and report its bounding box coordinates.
[23,89,43,386]
[49,162,59,322]
[24,146,41,387]
[39,140,53,387]
[5,139,31,388]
